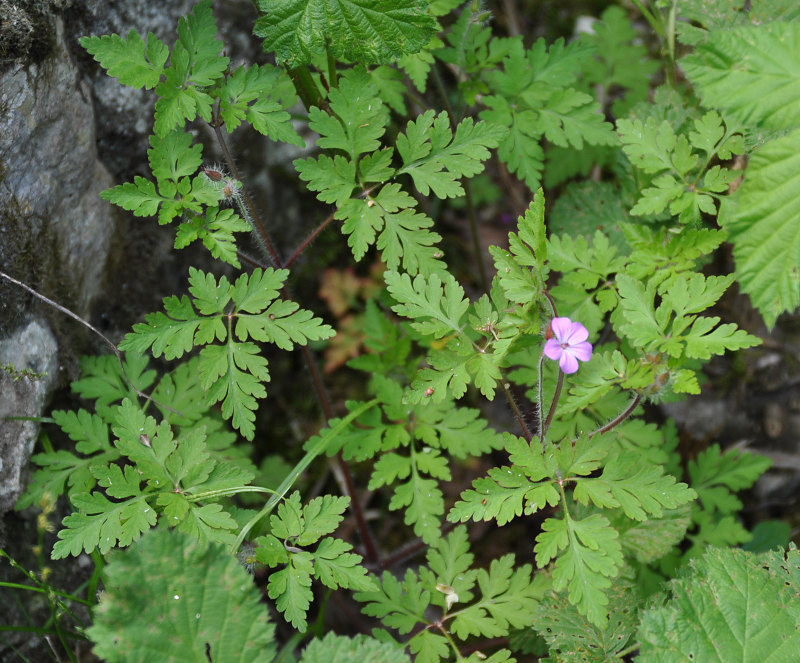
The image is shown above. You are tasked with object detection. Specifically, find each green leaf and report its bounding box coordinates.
[574,453,696,521]
[121,268,332,439]
[396,111,507,198]
[535,514,623,627]
[216,63,303,145]
[80,30,168,90]
[309,70,386,160]
[52,492,155,558]
[638,546,800,662]
[87,528,276,663]
[385,270,469,338]
[689,444,771,516]
[268,553,314,630]
[681,22,800,131]
[175,208,251,267]
[719,128,800,327]
[300,634,410,663]
[100,177,168,218]
[254,0,437,67]
[153,0,229,136]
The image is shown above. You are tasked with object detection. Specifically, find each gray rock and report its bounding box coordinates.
[0,319,58,513]
[0,14,114,520]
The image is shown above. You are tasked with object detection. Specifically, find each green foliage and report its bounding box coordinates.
[87,527,276,663]
[119,267,334,439]
[321,374,504,544]
[254,491,374,631]
[356,527,542,663]
[24,2,797,661]
[718,129,800,327]
[299,633,410,663]
[253,0,437,67]
[684,444,772,555]
[481,38,617,190]
[51,398,254,559]
[616,110,743,224]
[637,546,800,662]
[681,22,800,131]
[449,434,696,627]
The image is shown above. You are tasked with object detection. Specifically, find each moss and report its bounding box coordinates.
[0,0,57,65]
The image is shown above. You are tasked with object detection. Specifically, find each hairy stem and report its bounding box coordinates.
[587,393,643,439]
[542,369,564,439]
[212,123,283,268]
[463,179,489,293]
[285,209,337,268]
[501,379,533,442]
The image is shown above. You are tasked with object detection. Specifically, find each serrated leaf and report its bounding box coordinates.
[87,528,276,663]
[385,270,468,338]
[254,0,437,67]
[300,633,410,663]
[396,111,507,198]
[638,546,800,662]
[80,30,168,90]
[719,128,800,328]
[681,22,800,131]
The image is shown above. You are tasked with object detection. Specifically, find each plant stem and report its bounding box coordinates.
[501,380,533,442]
[587,393,643,439]
[289,64,321,111]
[0,582,91,607]
[212,124,283,269]
[542,369,564,439]
[337,451,379,565]
[285,209,337,268]
[463,179,489,293]
[231,398,380,552]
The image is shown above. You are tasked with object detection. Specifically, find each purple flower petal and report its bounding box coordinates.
[564,322,589,345]
[550,317,573,343]
[570,341,593,362]
[559,352,579,374]
[544,338,563,360]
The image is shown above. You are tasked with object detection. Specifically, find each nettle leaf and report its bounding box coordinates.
[638,546,800,662]
[87,528,276,663]
[719,128,800,328]
[154,0,229,137]
[681,22,800,131]
[396,111,507,198]
[80,30,168,90]
[300,633,410,663]
[254,0,437,67]
[120,268,333,439]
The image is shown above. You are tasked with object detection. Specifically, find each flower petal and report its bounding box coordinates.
[549,317,573,343]
[544,338,563,360]
[570,341,593,362]
[559,352,579,374]
[564,322,589,345]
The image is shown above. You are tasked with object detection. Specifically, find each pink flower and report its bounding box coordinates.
[544,317,593,374]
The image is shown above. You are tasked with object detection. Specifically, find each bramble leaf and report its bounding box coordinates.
[254,0,437,67]
[87,528,276,663]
